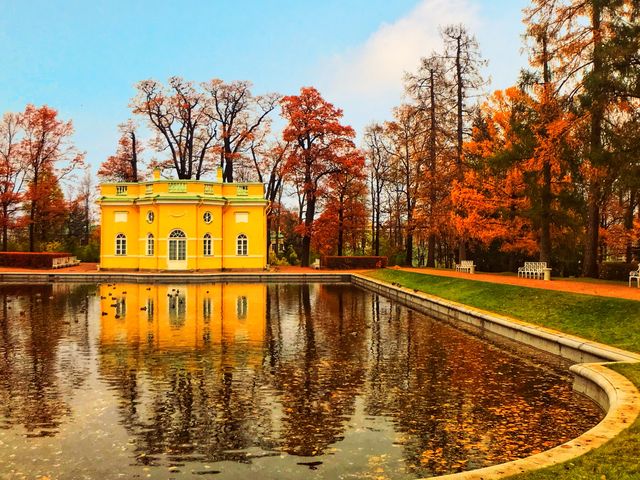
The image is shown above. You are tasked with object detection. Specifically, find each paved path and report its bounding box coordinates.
[396,267,640,302]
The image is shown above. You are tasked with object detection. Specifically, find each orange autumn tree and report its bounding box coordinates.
[20,105,84,251]
[26,164,68,249]
[281,87,363,267]
[453,87,577,257]
[312,163,368,256]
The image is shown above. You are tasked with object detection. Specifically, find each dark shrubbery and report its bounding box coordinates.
[0,252,71,269]
[600,262,638,281]
[321,256,388,269]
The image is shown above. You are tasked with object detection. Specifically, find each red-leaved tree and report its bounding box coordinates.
[20,105,84,251]
[281,87,363,266]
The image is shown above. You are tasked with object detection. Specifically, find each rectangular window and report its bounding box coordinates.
[114,211,128,223]
[203,236,212,256]
[146,236,154,256]
[235,212,249,223]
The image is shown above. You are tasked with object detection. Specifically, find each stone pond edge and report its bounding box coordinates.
[2,270,639,479]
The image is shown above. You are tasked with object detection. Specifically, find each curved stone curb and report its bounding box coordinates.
[351,274,640,479]
[427,363,640,479]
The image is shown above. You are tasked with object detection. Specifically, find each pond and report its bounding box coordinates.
[0,282,601,479]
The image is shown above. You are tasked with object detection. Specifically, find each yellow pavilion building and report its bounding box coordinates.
[97,169,268,271]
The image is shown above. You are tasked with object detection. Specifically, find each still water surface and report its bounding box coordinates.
[0,283,601,479]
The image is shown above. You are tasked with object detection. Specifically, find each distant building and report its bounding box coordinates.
[97,168,268,271]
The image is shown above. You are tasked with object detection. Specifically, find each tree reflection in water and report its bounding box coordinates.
[0,284,92,437]
[0,282,602,479]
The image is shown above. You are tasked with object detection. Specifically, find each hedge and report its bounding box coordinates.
[0,252,72,269]
[321,256,388,269]
[599,261,638,281]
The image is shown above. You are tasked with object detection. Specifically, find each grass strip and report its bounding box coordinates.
[365,269,640,353]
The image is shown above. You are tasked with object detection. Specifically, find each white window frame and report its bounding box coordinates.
[203,233,212,256]
[236,233,248,256]
[168,229,187,261]
[146,233,154,256]
[115,233,127,256]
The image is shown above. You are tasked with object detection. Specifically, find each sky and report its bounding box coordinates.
[0,0,530,174]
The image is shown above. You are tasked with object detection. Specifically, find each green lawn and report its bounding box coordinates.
[365,269,640,353]
[363,269,640,480]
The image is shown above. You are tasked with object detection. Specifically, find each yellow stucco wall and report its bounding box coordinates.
[97,177,268,271]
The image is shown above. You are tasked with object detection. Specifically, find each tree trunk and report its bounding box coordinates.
[130,130,138,182]
[625,189,636,263]
[427,68,438,269]
[1,205,7,251]
[29,198,37,252]
[583,188,600,277]
[540,159,552,264]
[337,204,344,256]
[582,2,604,278]
[405,231,413,266]
[539,33,552,265]
[301,195,316,267]
[374,198,381,256]
[455,34,466,262]
[427,233,436,268]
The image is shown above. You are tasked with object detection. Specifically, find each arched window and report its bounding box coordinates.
[146,233,154,256]
[168,229,186,261]
[115,233,127,256]
[236,234,248,256]
[203,233,212,256]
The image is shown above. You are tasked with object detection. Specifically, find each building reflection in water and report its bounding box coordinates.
[99,283,265,351]
[98,283,273,465]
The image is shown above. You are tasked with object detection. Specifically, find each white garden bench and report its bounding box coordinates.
[518,262,550,280]
[455,260,475,274]
[52,256,80,269]
[629,266,640,287]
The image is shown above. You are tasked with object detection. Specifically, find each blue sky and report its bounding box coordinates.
[0,0,529,173]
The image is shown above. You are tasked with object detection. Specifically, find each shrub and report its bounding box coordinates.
[75,243,100,263]
[286,247,299,266]
[0,252,72,269]
[600,261,638,281]
[321,256,388,270]
[269,252,289,267]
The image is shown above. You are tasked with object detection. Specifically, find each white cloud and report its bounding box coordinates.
[315,0,479,135]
